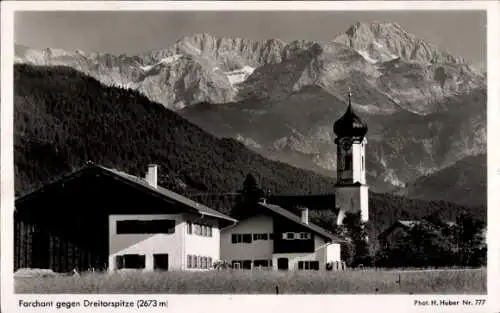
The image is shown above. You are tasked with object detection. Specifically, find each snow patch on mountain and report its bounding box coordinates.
[383,168,406,187]
[356,50,378,64]
[140,54,183,71]
[373,40,383,49]
[173,101,186,110]
[235,134,262,149]
[223,66,255,88]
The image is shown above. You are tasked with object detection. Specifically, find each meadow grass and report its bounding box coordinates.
[15,268,486,294]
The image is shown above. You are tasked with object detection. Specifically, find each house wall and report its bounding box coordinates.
[325,243,341,262]
[220,214,274,262]
[272,239,341,271]
[108,214,185,271]
[221,214,342,270]
[183,213,221,270]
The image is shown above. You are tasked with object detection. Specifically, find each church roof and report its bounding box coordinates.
[333,90,368,138]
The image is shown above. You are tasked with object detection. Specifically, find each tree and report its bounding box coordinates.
[342,212,372,267]
[455,212,486,266]
[231,173,264,219]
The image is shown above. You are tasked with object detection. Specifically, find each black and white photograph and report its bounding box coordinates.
[1,1,499,312]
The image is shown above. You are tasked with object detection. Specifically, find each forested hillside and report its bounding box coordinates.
[14,64,338,197]
[14,64,485,239]
[395,154,486,207]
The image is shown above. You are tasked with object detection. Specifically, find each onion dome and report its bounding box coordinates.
[333,90,368,138]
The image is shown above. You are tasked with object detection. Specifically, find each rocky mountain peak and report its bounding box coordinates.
[337,20,466,65]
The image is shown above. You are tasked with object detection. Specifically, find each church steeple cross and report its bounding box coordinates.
[347,87,353,110]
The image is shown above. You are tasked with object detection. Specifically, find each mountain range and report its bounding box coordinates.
[13,63,485,237]
[14,21,487,205]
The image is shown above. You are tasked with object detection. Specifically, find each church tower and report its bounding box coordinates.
[333,89,369,225]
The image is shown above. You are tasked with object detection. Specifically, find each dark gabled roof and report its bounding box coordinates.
[378,219,461,239]
[258,202,345,243]
[268,194,336,211]
[16,162,237,223]
[377,220,420,239]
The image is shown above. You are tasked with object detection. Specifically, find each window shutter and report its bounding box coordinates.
[298,261,304,270]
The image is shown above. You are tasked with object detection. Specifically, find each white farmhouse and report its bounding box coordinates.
[220,202,346,271]
[14,162,237,273]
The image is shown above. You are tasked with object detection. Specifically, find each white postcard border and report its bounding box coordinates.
[2,2,499,313]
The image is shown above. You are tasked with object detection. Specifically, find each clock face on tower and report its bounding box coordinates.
[340,138,353,151]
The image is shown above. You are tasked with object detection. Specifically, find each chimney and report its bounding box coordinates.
[145,164,158,188]
[300,207,309,224]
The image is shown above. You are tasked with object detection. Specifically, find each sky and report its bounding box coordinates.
[15,10,486,68]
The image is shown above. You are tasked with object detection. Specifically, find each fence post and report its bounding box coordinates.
[275,286,279,294]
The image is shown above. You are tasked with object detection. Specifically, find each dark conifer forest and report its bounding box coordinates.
[14,64,486,244]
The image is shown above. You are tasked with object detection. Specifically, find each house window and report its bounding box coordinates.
[253,233,269,240]
[153,254,169,271]
[188,255,212,269]
[119,254,146,269]
[194,224,201,235]
[298,261,320,270]
[116,219,175,234]
[311,261,319,270]
[299,232,311,240]
[242,234,252,243]
[242,260,252,269]
[283,232,295,240]
[232,261,241,269]
[232,233,253,243]
[187,222,212,237]
[232,234,241,243]
[254,260,269,268]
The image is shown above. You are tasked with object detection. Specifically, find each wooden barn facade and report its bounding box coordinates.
[15,163,112,272]
[14,161,235,273]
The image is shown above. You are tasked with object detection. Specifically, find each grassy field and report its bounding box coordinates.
[15,268,486,294]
